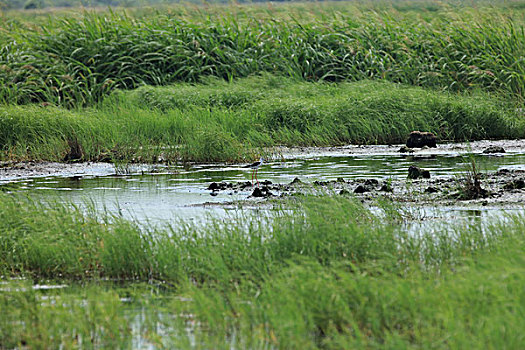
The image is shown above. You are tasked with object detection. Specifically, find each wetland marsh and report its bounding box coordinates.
[1,1,525,348]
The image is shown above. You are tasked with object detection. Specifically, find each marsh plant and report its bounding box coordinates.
[454,154,488,200]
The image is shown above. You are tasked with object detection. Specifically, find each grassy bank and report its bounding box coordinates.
[1,192,524,348]
[2,3,525,106]
[1,77,523,163]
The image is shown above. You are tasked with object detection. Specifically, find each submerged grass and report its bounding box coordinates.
[1,192,525,348]
[0,76,523,163]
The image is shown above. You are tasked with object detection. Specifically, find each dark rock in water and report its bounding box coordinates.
[251,187,264,197]
[261,180,273,186]
[483,146,505,154]
[406,131,437,148]
[504,179,525,190]
[339,189,351,195]
[425,186,439,193]
[498,168,511,175]
[210,191,218,196]
[379,184,393,192]
[336,177,346,183]
[251,186,274,198]
[399,146,414,153]
[408,165,431,179]
[364,179,379,187]
[354,185,369,194]
[208,182,220,190]
[290,177,303,185]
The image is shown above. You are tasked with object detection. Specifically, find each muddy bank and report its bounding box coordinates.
[277,139,525,158]
[0,161,116,182]
[1,140,524,182]
[1,139,525,209]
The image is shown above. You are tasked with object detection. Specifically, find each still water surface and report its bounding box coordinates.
[2,152,525,230]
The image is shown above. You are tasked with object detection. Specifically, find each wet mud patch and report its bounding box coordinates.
[204,167,525,207]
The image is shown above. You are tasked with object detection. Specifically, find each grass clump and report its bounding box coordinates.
[0,192,518,283]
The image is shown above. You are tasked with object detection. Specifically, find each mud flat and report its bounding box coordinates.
[277,139,525,158]
[1,139,524,181]
[1,140,524,227]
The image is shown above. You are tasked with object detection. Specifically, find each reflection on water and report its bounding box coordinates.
[1,153,525,231]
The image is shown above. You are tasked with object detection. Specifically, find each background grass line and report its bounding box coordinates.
[2,4,525,106]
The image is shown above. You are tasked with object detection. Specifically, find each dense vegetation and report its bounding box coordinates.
[1,193,524,348]
[1,76,522,162]
[2,2,525,107]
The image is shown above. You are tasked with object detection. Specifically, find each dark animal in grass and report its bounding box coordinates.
[406,131,437,148]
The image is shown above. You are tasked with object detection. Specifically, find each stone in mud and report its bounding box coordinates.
[425,186,439,193]
[251,187,264,197]
[408,165,430,179]
[504,179,525,190]
[354,185,370,194]
[290,177,303,185]
[406,131,437,148]
[313,180,329,186]
[240,181,253,189]
[483,146,506,154]
[379,184,393,192]
[399,146,414,153]
[251,186,274,198]
[208,182,220,190]
[364,179,379,187]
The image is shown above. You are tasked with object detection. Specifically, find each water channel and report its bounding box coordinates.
[1,145,525,232]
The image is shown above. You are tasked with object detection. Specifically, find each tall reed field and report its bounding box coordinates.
[2,2,525,106]
[0,76,522,162]
[1,192,524,348]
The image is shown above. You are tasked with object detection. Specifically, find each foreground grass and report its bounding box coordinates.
[0,77,522,163]
[3,2,525,106]
[1,192,525,348]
